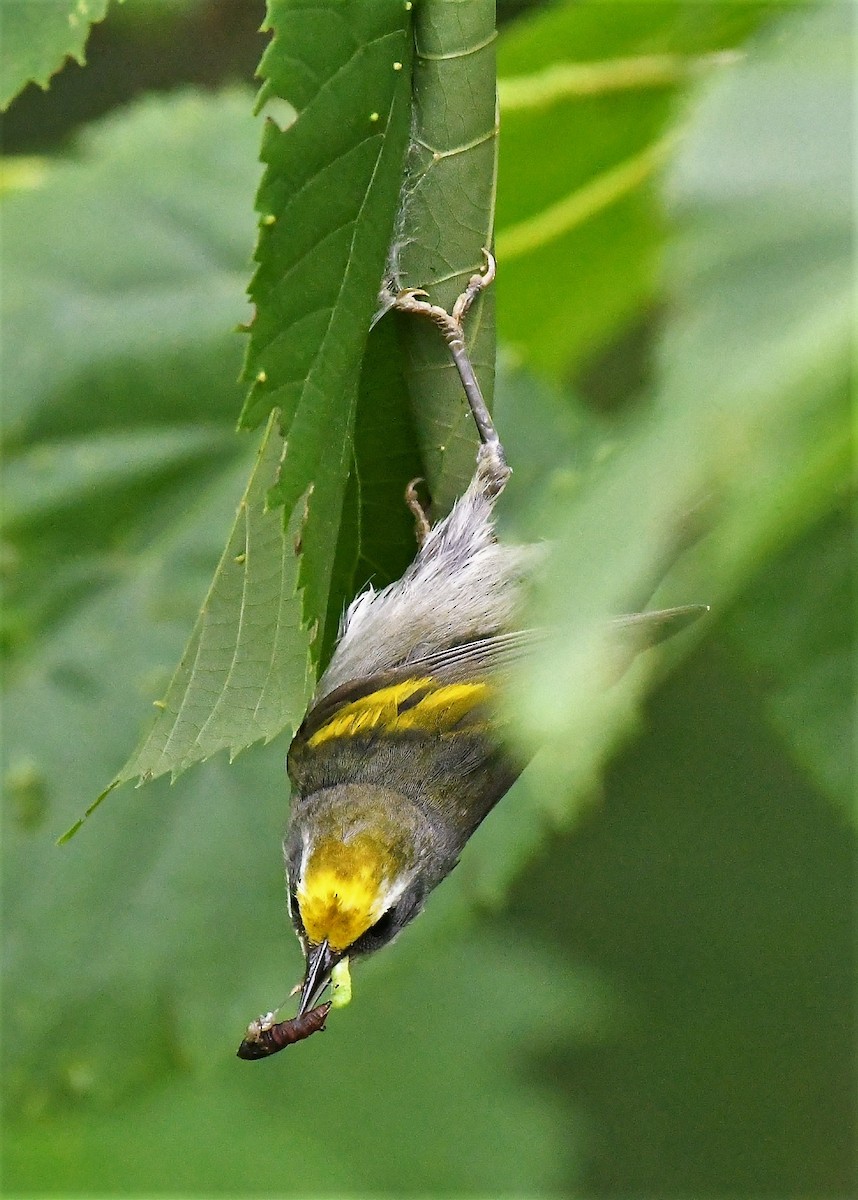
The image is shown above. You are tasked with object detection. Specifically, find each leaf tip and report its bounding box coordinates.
[56,820,83,846]
[57,777,120,844]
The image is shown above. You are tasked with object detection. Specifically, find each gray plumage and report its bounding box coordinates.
[314,442,537,702]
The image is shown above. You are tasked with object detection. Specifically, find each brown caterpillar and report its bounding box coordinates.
[236,1001,331,1060]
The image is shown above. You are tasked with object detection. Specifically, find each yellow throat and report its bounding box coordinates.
[297,832,391,951]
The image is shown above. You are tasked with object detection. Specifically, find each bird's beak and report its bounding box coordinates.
[297,939,341,1015]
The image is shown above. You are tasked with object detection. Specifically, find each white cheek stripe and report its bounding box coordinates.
[379,871,412,912]
[298,829,311,882]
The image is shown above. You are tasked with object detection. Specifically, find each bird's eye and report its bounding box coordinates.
[367,907,397,940]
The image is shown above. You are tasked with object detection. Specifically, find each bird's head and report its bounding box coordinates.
[283,783,443,1012]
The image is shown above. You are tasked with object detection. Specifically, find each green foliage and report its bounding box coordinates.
[1,2,853,1196]
[0,0,111,111]
[393,0,499,514]
[78,1,501,788]
[726,505,854,821]
[495,0,774,376]
[2,90,262,660]
[508,1,851,807]
[240,0,414,658]
[68,416,312,839]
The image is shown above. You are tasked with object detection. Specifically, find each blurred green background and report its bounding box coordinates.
[2,1,854,1196]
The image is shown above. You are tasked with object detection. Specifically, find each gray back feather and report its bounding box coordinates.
[316,444,535,701]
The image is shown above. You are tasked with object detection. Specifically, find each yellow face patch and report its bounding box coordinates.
[297,833,391,951]
[307,678,489,748]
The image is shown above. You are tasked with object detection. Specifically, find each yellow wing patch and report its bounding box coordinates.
[307,678,490,748]
[394,682,489,731]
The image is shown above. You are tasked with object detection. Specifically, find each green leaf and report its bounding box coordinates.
[495,0,775,380]
[2,90,262,653]
[390,0,499,515]
[3,88,260,443]
[478,2,851,898]
[3,427,237,527]
[232,0,501,687]
[33,2,502,815]
[318,0,500,657]
[67,415,313,839]
[0,81,593,1168]
[725,505,854,822]
[0,91,317,823]
[318,315,424,667]
[0,0,111,111]
[240,0,414,658]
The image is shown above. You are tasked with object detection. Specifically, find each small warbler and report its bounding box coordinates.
[238,254,705,1057]
[283,432,528,1023]
[286,254,527,1025]
[238,253,530,1056]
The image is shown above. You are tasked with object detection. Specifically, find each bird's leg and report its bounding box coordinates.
[404,477,431,547]
[391,250,504,459]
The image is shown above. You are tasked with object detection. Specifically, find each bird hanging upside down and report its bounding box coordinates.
[237,253,706,1059]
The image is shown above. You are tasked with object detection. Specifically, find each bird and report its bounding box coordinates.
[237,253,707,1055]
